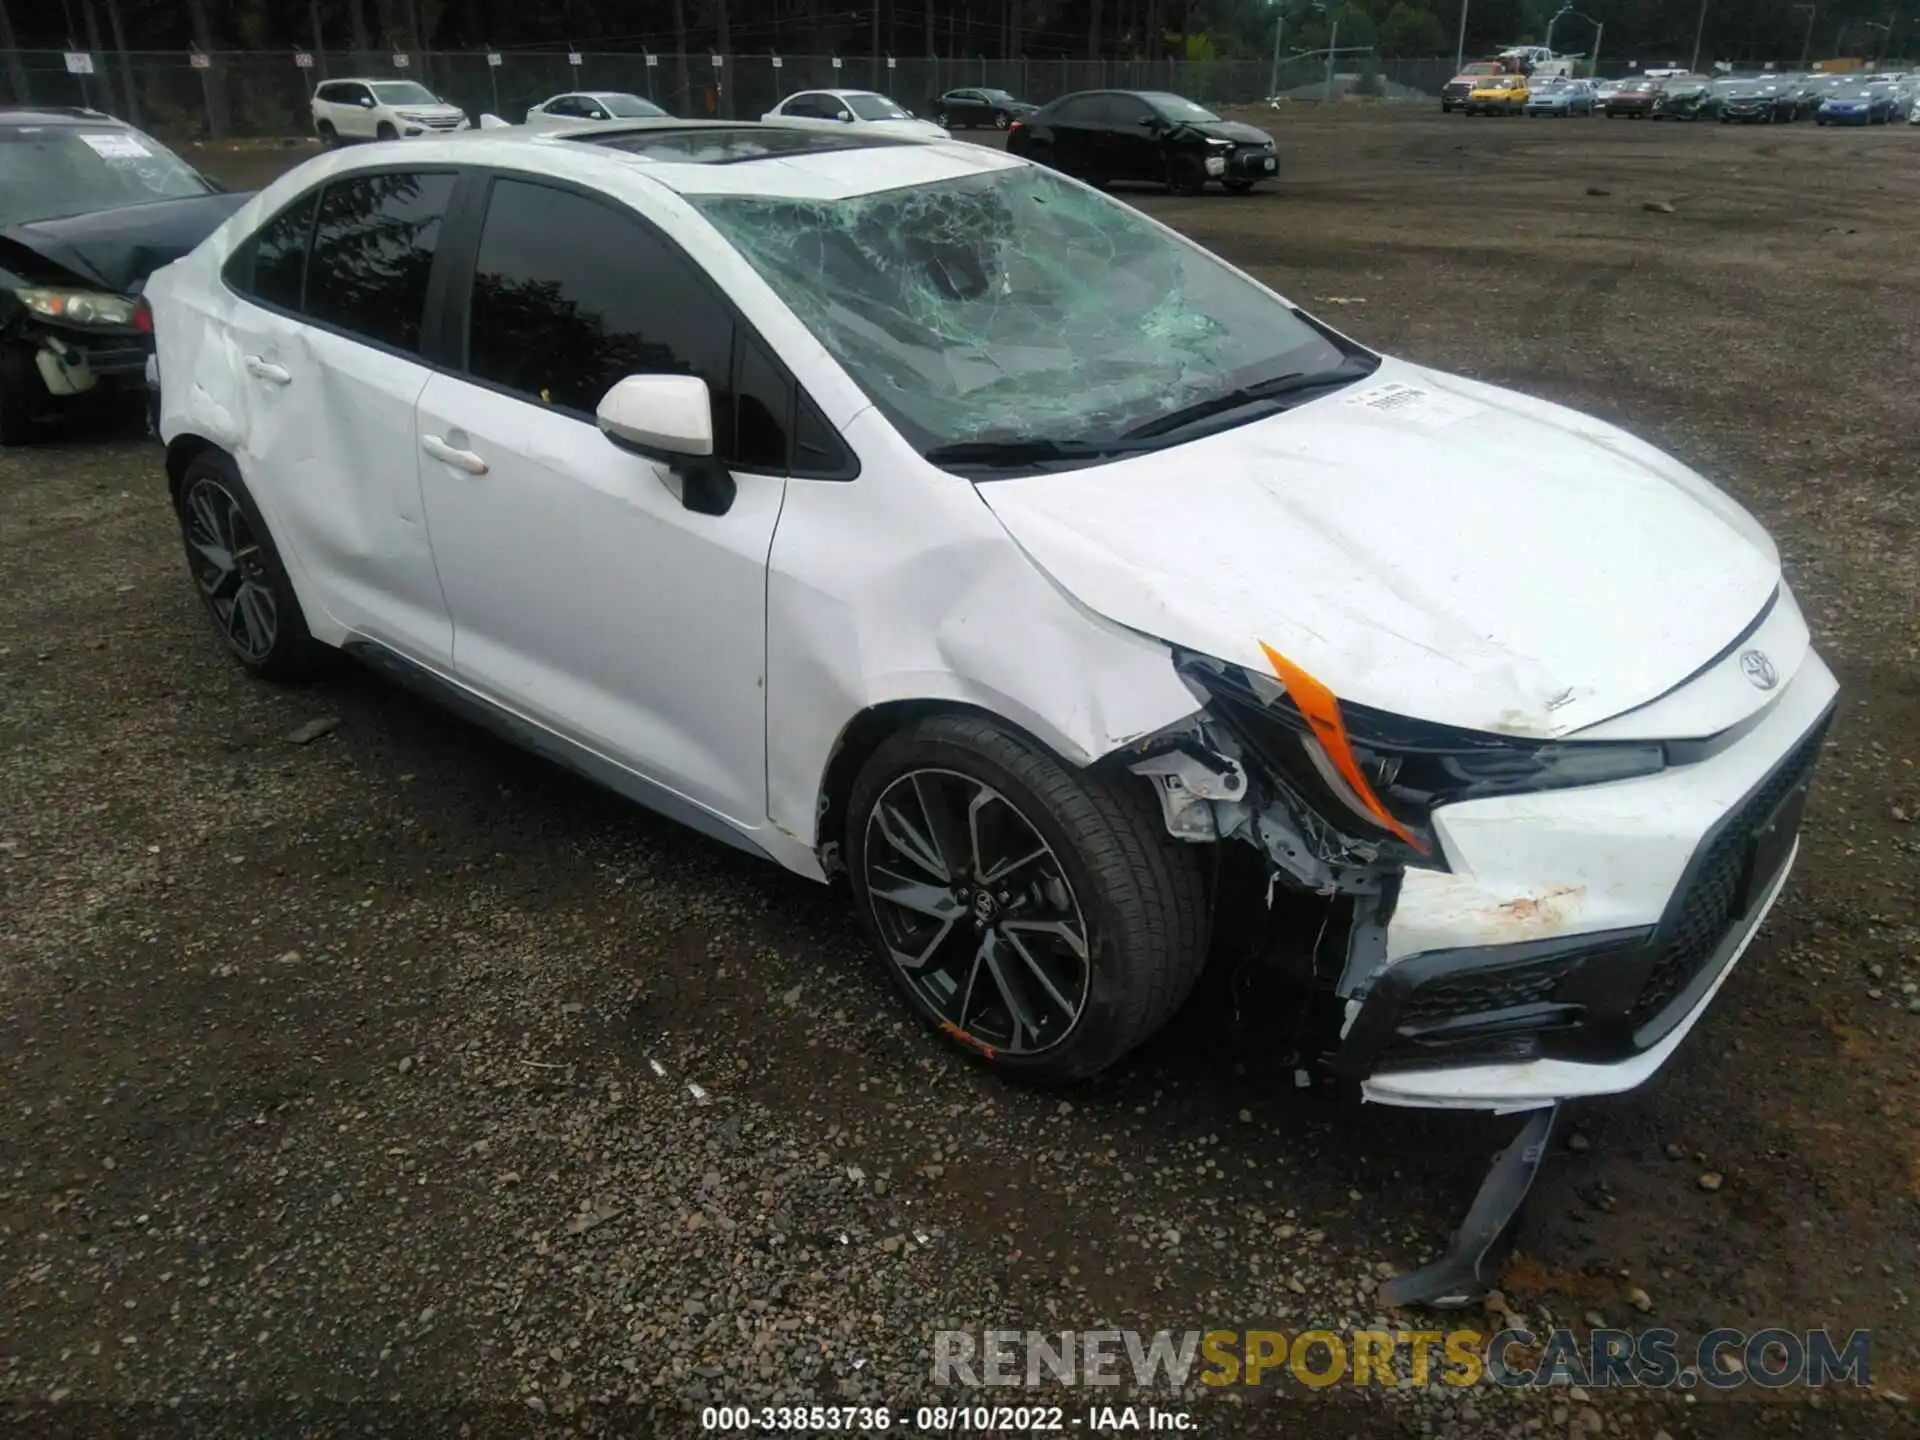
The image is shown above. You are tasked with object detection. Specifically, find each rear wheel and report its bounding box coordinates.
[175,451,334,681]
[847,715,1210,1082]
[1167,150,1207,195]
[316,119,338,147]
[934,108,950,128]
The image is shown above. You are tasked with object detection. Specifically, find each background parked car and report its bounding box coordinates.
[1651,75,1718,121]
[761,89,947,139]
[930,87,1035,130]
[1885,78,1920,121]
[1589,78,1627,110]
[1719,80,1797,124]
[1440,71,1491,111]
[1463,73,1529,115]
[1817,83,1895,125]
[523,92,670,130]
[1006,90,1278,194]
[1524,77,1595,115]
[0,106,246,443]
[1603,77,1662,117]
[310,78,470,144]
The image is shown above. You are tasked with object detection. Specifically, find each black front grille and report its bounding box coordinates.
[1397,959,1567,1026]
[1628,719,1829,1029]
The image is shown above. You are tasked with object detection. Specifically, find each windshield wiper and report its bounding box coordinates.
[1119,361,1376,441]
[922,437,1146,469]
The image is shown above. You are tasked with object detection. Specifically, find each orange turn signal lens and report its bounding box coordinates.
[1258,641,1429,854]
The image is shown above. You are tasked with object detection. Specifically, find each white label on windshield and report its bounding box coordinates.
[1341,381,1483,427]
[79,131,154,159]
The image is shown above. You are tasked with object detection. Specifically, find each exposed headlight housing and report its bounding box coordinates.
[1177,649,1667,864]
[15,287,138,328]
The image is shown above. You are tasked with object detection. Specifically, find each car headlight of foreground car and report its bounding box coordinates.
[14,287,138,328]
[1176,649,1667,865]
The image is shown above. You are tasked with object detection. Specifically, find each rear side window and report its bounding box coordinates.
[224,189,319,310]
[304,170,454,354]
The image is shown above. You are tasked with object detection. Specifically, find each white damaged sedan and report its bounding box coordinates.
[145,123,1833,1125]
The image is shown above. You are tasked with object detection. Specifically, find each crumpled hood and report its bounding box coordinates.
[975,358,1782,739]
[0,191,251,293]
[1191,120,1273,145]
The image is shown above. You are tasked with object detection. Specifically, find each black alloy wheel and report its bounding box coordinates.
[862,767,1092,1059]
[175,452,332,680]
[847,714,1210,1082]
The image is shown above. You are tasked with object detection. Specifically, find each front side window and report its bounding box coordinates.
[691,164,1356,457]
[465,178,735,439]
[304,170,454,354]
[0,125,211,225]
[462,177,846,475]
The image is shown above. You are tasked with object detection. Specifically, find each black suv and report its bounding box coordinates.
[1006,90,1278,194]
[0,107,246,443]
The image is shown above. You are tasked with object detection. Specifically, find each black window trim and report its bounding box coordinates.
[219,162,464,372]
[434,166,857,482]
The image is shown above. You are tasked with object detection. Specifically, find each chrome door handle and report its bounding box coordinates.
[421,434,489,475]
[243,354,291,385]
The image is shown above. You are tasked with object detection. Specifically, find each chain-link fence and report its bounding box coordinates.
[2,48,1462,139]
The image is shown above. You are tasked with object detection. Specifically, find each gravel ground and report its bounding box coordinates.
[2,108,1916,1439]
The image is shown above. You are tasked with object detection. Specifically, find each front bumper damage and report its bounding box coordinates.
[1124,626,1837,1305]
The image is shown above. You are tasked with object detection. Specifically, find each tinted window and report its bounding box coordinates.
[304,170,454,354]
[465,178,734,448]
[1048,95,1098,123]
[227,189,318,310]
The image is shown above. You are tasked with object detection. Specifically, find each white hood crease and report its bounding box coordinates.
[977,358,1782,739]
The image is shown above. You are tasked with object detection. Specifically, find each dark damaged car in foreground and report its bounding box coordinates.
[0,107,246,443]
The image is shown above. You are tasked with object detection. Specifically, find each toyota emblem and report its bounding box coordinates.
[1738,649,1779,690]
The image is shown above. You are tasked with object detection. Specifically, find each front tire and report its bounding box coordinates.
[847,715,1209,1082]
[175,451,333,681]
[995,111,1011,130]
[376,120,398,141]
[934,108,950,128]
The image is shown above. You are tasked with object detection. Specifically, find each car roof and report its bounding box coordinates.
[320,77,424,86]
[0,106,127,127]
[281,121,1021,202]
[798,88,888,99]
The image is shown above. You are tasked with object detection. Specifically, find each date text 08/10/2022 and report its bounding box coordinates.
[700,1405,1194,1432]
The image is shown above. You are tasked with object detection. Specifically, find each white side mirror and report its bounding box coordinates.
[837,110,854,122]
[597,374,713,458]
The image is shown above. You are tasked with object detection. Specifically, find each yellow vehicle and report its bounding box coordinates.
[1463,74,1529,115]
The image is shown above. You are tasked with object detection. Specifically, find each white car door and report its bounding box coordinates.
[412,173,790,830]
[214,169,458,668]
[339,82,379,138]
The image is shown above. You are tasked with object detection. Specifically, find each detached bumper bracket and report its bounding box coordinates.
[1377,1102,1559,1310]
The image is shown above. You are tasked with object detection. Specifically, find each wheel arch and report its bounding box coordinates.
[165,432,228,508]
[813,696,1118,876]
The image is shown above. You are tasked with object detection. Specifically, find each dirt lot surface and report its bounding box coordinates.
[3,107,1917,1439]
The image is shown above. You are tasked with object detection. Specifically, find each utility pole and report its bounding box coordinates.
[1454,0,1469,75]
[1269,4,1285,96]
[1324,16,1337,100]
[1689,0,1708,73]
[1792,4,1816,69]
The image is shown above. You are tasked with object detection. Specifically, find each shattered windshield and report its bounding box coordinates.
[691,165,1353,456]
[0,125,211,225]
